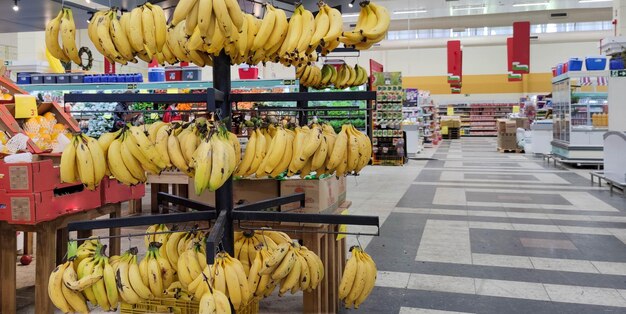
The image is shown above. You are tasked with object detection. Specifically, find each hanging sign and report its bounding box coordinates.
[447,107,455,116]
[512,105,520,114]
[512,22,530,74]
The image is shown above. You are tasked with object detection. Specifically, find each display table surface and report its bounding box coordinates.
[0,203,122,314]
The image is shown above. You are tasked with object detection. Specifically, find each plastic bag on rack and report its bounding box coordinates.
[5,133,29,153]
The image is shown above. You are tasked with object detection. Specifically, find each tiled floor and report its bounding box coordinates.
[342,138,626,314]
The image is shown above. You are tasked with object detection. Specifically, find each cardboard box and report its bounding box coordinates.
[337,176,347,204]
[0,184,103,225]
[280,176,343,214]
[189,179,280,209]
[498,133,518,150]
[512,117,530,130]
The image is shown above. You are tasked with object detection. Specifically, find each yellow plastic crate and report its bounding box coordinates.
[120,298,259,314]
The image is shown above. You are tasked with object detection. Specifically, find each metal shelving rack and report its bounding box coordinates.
[64,52,380,265]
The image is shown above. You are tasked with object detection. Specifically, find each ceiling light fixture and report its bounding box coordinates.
[578,0,611,3]
[394,9,428,14]
[86,0,91,3]
[451,5,486,11]
[348,0,355,8]
[12,0,19,12]
[512,2,550,7]
[341,13,360,18]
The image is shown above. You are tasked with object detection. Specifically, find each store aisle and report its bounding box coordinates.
[346,138,626,314]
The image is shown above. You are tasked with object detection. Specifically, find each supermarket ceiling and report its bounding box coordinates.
[0,0,613,33]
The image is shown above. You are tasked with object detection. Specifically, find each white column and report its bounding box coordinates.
[614,0,626,36]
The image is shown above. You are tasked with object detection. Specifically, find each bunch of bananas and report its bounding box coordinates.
[233,230,287,275]
[97,125,168,185]
[60,133,106,190]
[339,246,378,309]
[165,228,206,272]
[297,63,368,89]
[339,1,390,50]
[197,280,233,314]
[256,241,325,296]
[203,252,253,311]
[49,242,118,312]
[45,8,82,66]
[237,123,371,179]
[192,130,239,195]
[88,3,168,65]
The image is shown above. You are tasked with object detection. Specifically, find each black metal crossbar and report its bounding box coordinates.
[157,192,216,212]
[229,91,376,103]
[233,211,379,227]
[234,193,305,212]
[63,88,224,111]
[66,210,218,231]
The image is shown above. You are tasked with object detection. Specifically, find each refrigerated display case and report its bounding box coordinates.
[551,71,608,161]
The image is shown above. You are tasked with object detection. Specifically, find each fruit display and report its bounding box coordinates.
[72,102,117,138]
[22,113,69,150]
[236,123,372,179]
[338,246,377,309]
[339,1,390,50]
[296,63,369,89]
[48,224,346,313]
[60,133,106,190]
[43,1,389,68]
[46,8,82,66]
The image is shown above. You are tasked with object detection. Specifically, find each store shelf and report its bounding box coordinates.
[552,70,610,83]
[18,79,298,92]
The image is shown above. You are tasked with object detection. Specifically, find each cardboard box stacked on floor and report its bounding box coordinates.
[497,117,529,151]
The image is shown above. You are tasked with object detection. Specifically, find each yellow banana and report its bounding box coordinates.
[45,10,70,62]
[60,9,82,65]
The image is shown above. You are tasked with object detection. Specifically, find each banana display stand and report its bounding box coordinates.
[65,53,380,314]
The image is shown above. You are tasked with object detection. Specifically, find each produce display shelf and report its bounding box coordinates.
[18,79,298,92]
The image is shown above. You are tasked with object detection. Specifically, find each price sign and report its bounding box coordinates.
[14,95,38,119]
[102,113,112,119]
[512,105,520,114]
[336,209,349,241]
[139,89,149,94]
[167,88,178,94]
[127,83,138,90]
[447,107,454,116]
[150,113,159,120]
[442,126,449,135]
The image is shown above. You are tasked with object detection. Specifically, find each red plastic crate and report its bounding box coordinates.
[238,67,258,80]
[0,159,78,193]
[101,177,146,204]
[0,184,102,225]
[165,67,182,81]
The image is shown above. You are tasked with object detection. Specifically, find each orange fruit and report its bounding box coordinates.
[43,112,55,121]
[3,94,12,100]
[26,117,38,124]
[52,123,66,132]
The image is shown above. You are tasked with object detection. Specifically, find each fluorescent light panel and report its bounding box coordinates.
[512,2,550,7]
[394,9,427,14]
[451,5,486,11]
[341,13,360,18]
[578,0,611,3]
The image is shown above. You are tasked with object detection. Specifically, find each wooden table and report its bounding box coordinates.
[0,203,122,314]
[147,171,190,214]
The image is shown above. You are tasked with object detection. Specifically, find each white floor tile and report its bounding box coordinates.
[474,278,550,301]
[529,257,599,274]
[407,273,476,295]
[543,284,626,307]
[399,307,474,314]
[375,271,411,289]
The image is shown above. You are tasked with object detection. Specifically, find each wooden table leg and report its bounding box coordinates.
[151,183,162,214]
[36,223,56,314]
[320,233,330,313]
[109,203,122,256]
[160,184,170,214]
[303,231,321,313]
[77,229,92,246]
[24,232,34,256]
[56,227,68,265]
[129,199,142,215]
[328,226,337,313]
[0,222,16,314]
[175,184,189,212]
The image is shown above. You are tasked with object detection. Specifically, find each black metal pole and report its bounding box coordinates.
[213,51,235,256]
[297,83,308,126]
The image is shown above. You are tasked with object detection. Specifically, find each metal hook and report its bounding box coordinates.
[127,234,132,251]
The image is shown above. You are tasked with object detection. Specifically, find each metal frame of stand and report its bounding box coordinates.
[64,52,380,266]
